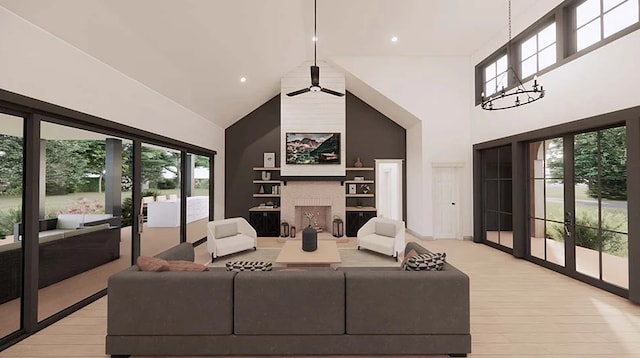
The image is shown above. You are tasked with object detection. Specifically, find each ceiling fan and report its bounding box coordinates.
[286,0,344,97]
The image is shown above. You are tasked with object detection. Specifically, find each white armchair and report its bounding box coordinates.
[356,217,405,261]
[206,217,257,262]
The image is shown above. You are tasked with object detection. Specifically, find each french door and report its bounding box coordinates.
[528,126,629,290]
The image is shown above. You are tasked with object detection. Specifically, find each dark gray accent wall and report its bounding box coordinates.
[226,95,281,220]
[225,92,407,222]
[345,92,407,222]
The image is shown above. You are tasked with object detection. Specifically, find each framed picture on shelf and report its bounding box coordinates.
[264,152,275,168]
[348,184,357,194]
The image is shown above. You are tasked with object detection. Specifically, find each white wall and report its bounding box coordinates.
[0,6,225,219]
[333,56,473,238]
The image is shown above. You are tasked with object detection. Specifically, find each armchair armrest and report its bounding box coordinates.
[356,217,376,237]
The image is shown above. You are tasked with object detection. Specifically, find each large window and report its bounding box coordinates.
[484,54,508,97]
[521,22,557,78]
[576,0,639,51]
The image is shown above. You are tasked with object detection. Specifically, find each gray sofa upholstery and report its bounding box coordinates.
[106,241,471,357]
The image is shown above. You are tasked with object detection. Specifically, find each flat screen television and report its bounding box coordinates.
[286,132,340,164]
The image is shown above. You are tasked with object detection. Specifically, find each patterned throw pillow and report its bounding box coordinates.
[400,249,418,269]
[225,261,273,272]
[402,252,446,271]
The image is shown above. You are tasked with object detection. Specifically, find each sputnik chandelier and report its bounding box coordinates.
[481,0,545,111]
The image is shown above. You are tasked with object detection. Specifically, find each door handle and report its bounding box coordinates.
[564,212,572,237]
[137,214,144,234]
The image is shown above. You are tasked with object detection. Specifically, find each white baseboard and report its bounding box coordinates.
[405,228,433,240]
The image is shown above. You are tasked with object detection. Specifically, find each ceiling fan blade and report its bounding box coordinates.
[286,88,311,97]
[310,66,320,87]
[320,87,345,97]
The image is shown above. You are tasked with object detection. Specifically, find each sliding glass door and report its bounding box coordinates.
[528,126,628,289]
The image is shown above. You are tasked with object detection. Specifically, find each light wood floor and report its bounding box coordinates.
[2,237,640,357]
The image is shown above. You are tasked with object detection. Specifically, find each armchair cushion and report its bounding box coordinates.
[215,222,238,239]
[375,222,396,238]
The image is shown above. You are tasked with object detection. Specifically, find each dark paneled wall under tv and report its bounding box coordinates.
[225,92,406,221]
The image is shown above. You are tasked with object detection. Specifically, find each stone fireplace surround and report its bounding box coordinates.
[280,181,345,233]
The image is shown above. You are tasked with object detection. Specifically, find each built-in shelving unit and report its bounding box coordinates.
[250,166,282,236]
[344,166,376,236]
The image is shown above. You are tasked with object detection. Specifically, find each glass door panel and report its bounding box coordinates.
[186,153,210,243]
[528,138,565,267]
[0,113,24,339]
[38,121,132,321]
[140,143,181,256]
[573,127,628,288]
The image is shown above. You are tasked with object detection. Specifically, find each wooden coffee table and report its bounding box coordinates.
[275,240,341,267]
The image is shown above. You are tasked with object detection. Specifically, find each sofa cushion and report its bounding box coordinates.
[136,256,169,272]
[344,268,470,335]
[375,221,396,238]
[155,242,195,262]
[215,222,238,239]
[225,261,272,272]
[167,260,208,272]
[234,270,345,335]
[403,252,447,271]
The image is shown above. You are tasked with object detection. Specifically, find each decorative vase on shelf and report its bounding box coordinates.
[259,185,265,194]
[354,157,363,168]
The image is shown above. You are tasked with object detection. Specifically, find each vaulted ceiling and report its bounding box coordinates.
[0,0,551,128]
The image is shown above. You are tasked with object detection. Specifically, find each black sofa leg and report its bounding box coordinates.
[112,355,130,358]
[357,246,360,250]
[449,354,467,357]
[211,253,215,262]
[254,246,257,250]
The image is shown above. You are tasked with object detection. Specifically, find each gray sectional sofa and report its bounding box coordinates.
[106,241,471,357]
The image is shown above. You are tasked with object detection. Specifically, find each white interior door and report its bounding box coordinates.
[375,159,403,221]
[432,165,462,239]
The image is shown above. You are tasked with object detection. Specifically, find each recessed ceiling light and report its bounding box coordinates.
[240,77,247,83]
[391,36,398,43]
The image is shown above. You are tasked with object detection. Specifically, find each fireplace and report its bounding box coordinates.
[280,182,345,234]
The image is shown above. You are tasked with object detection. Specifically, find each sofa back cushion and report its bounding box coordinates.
[344,270,470,335]
[234,270,345,335]
[215,222,238,239]
[107,270,236,336]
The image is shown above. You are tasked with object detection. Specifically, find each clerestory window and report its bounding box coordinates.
[576,0,639,51]
[521,22,557,79]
